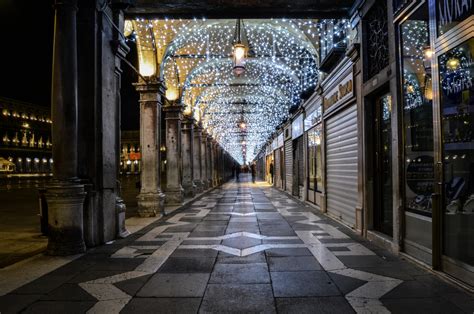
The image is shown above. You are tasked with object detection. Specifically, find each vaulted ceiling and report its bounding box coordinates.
[127,17,350,164]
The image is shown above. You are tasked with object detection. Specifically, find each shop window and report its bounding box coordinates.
[307,124,322,192]
[401,4,434,216]
[319,19,349,73]
[440,37,474,269]
[440,38,474,214]
[365,1,389,79]
[437,0,473,36]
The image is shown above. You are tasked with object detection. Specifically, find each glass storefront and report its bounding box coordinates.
[439,38,474,269]
[401,7,435,217]
[307,124,322,192]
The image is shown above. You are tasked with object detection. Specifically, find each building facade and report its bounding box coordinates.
[0,97,53,174]
[259,0,474,289]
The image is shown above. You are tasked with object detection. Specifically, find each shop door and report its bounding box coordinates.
[285,140,293,191]
[326,104,358,227]
[280,147,285,189]
[374,93,393,236]
[293,137,304,196]
[439,38,474,286]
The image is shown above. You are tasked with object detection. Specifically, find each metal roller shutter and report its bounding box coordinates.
[285,140,293,191]
[325,104,358,228]
[275,150,281,187]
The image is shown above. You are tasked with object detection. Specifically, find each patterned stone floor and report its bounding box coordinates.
[1,175,474,313]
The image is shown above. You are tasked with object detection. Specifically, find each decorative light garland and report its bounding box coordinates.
[127,18,351,164]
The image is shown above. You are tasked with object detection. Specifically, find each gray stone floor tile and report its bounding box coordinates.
[217,251,267,264]
[200,284,275,313]
[382,297,465,314]
[114,274,152,296]
[268,256,322,271]
[122,298,202,314]
[265,247,312,256]
[22,301,96,314]
[159,257,216,273]
[271,271,341,297]
[0,294,42,314]
[209,263,270,284]
[170,248,219,258]
[222,236,261,249]
[327,272,368,295]
[276,297,355,314]
[12,274,77,295]
[137,273,210,297]
[41,283,96,301]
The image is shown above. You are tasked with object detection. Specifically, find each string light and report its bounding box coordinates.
[128,18,351,164]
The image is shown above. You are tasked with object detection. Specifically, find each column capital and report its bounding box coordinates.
[54,0,78,10]
[163,103,184,120]
[133,76,166,95]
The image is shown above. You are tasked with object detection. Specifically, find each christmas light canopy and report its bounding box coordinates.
[127,18,349,164]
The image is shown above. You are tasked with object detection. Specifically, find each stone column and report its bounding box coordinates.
[193,123,204,193]
[206,135,213,188]
[181,116,196,197]
[163,104,184,204]
[200,130,209,189]
[212,140,219,186]
[134,77,165,217]
[46,0,86,256]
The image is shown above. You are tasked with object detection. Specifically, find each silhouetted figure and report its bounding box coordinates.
[236,165,241,182]
[251,163,256,183]
[269,162,274,184]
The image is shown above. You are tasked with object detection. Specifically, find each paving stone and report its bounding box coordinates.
[0,294,42,314]
[193,224,227,232]
[170,248,219,258]
[271,271,340,297]
[22,301,96,314]
[159,257,216,273]
[210,263,270,284]
[222,236,261,250]
[68,270,126,283]
[327,271,368,295]
[381,280,441,299]
[122,298,201,314]
[200,284,275,313]
[87,258,144,271]
[276,297,355,313]
[265,247,311,256]
[268,256,322,271]
[114,274,152,296]
[217,251,267,264]
[382,297,465,314]
[12,274,77,295]
[137,273,210,297]
[41,283,96,301]
[189,231,225,237]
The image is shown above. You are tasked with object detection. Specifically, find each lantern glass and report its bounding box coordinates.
[233,43,246,76]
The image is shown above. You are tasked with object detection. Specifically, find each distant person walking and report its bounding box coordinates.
[236,165,241,182]
[251,163,256,183]
[269,161,274,184]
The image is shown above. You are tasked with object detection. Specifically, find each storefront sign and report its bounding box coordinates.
[129,152,141,160]
[437,0,473,35]
[272,138,278,151]
[323,73,353,110]
[292,114,304,139]
[304,106,322,131]
[277,133,284,148]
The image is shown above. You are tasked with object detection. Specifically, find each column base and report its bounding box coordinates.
[165,186,185,205]
[182,182,196,198]
[137,191,165,217]
[116,197,130,238]
[193,180,204,193]
[45,182,86,256]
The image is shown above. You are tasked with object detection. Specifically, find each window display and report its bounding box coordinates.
[440,38,474,267]
[307,124,322,192]
[401,15,435,216]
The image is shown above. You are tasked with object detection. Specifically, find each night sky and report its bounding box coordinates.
[0,0,140,129]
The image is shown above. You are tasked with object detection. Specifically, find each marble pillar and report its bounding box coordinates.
[212,140,219,187]
[201,131,209,189]
[46,0,86,256]
[193,123,204,193]
[181,117,196,197]
[206,135,213,187]
[164,104,184,204]
[134,77,165,217]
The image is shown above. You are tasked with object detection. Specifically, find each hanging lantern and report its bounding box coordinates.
[232,19,247,76]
